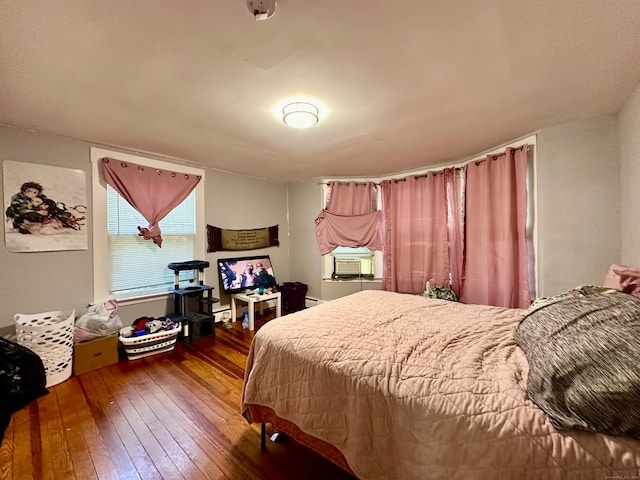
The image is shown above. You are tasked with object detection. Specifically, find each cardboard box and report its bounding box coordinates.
[73,334,119,375]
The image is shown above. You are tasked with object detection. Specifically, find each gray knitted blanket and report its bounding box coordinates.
[515,290,640,438]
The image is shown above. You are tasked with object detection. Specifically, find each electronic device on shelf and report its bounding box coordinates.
[217,255,276,295]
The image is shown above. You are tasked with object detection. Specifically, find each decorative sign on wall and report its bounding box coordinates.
[3,160,88,252]
[207,225,279,252]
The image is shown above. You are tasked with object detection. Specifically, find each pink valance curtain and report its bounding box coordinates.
[315,181,383,255]
[460,146,530,308]
[101,158,201,248]
[380,169,460,294]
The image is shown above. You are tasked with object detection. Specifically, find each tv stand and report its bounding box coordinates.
[231,291,281,331]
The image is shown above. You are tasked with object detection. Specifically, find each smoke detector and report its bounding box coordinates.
[246,0,276,21]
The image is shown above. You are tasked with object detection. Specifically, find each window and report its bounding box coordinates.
[107,185,197,296]
[92,148,206,302]
[320,183,383,280]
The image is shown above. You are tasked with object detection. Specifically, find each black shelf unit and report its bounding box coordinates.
[168,260,218,341]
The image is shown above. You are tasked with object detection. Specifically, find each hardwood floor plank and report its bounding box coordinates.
[172,348,245,411]
[38,389,76,479]
[87,370,164,480]
[78,372,143,480]
[114,361,230,479]
[58,379,119,480]
[56,379,105,480]
[108,387,184,479]
[10,403,37,480]
[0,415,14,480]
[147,356,263,479]
[157,353,250,440]
[99,364,204,480]
[181,341,246,380]
[155,337,309,480]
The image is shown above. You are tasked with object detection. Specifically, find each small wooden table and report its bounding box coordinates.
[230,291,282,331]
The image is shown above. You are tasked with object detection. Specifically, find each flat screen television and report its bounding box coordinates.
[217,255,277,295]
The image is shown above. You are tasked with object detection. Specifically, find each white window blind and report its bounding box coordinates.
[107,185,196,297]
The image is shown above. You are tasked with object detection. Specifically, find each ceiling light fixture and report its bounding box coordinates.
[246,0,276,21]
[282,102,319,129]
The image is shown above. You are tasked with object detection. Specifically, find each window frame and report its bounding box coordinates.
[91,147,206,304]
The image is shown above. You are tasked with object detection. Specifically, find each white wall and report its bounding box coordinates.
[0,128,93,330]
[0,125,289,330]
[286,179,323,299]
[535,115,620,296]
[206,170,290,306]
[620,80,640,266]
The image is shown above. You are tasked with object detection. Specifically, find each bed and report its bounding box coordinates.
[241,289,640,480]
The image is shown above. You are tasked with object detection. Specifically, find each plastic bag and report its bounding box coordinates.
[75,299,123,342]
[0,337,48,441]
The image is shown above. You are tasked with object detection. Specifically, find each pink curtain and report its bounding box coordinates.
[101,158,201,248]
[381,170,458,294]
[315,181,383,254]
[325,181,378,214]
[460,147,530,308]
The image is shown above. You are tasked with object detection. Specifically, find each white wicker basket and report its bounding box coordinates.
[14,309,75,387]
[119,324,180,360]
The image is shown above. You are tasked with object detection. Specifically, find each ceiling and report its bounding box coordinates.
[1,1,640,183]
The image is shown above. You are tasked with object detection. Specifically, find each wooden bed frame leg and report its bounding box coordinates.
[260,422,266,451]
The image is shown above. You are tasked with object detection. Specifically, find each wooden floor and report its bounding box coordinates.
[0,313,356,480]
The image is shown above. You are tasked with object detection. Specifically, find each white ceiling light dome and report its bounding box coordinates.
[282,101,319,129]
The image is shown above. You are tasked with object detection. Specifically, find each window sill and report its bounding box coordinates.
[113,291,171,306]
[322,277,381,283]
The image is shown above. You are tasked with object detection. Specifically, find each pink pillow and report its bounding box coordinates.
[603,264,640,297]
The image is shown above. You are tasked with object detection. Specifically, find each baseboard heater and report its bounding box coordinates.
[305,297,326,308]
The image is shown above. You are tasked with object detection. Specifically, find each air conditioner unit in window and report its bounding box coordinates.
[334,259,362,277]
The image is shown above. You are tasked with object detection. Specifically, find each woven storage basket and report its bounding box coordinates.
[119,324,180,360]
[14,309,75,387]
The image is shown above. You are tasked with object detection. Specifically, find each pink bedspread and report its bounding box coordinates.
[241,290,640,480]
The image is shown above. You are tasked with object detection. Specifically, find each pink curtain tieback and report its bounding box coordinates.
[137,224,163,247]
